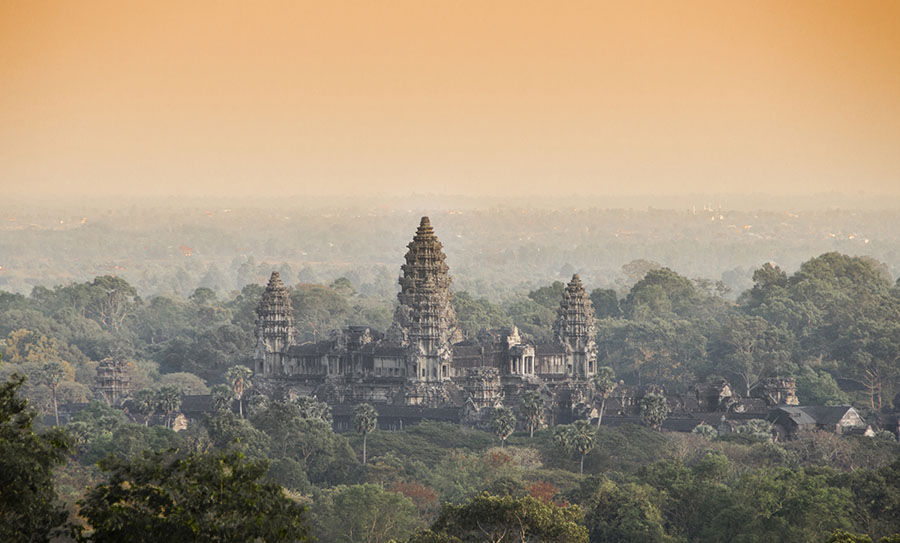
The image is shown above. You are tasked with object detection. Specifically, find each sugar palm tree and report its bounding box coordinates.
[568,421,597,474]
[491,406,517,447]
[592,367,617,427]
[132,388,157,426]
[155,385,181,429]
[520,391,544,438]
[555,421,597,474]
[210,384,233,412]
[353,403,378,464]
[227,365,253,418]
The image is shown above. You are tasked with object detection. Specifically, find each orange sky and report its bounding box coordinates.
[1,0,898,197]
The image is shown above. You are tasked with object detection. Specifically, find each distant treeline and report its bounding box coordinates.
[2,205,899,302]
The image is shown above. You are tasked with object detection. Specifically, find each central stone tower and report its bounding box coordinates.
[554,274,598,379]
[389,216,463,382]
[255,271,295,377]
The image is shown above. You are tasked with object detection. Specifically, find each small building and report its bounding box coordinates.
[767,405,867,440]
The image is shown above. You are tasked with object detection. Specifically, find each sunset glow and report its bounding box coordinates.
[2,0,898,196]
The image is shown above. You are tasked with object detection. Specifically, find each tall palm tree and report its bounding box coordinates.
[555,421,597,474]
[491,406,517,447]
[132,388,157,426]
[210,384,233,412]
[353,403,378,465]
[592,367,617,427]
[567,421,598,474]
[155,385,181,429]
[227,365,253,418]
[520,391,544,438]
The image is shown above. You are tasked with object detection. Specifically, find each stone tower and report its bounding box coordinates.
[95,357,130,406]
[389,216,463,382]
[554,274,597,379]
[255,271,295,377]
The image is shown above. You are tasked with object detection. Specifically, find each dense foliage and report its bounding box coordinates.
[1,249,900,541]
[75,451,310,543]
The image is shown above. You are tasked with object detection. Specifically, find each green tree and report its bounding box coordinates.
[75,451,310,543]
[528,281,566,310]
[585,479,670,543]
[292,395,333,424]
[159,372,209,395]
[519,391,544,438]
[725,467,854,543]
[692,422,717,440]
[131,388,157,426]
[188,287,217,306]
[313,483,420,543]
[425,493,587,543]
[227,365,253,418]
[597,318,705,387]
[796,366,851,405]
[639,393,669,431]
[590,288,621,319]
[250,401,357,485]
[735,419,774,442]
[592,366,616,427]
[38,361,66,426]
[203,410,271,459]
[210,383,233,412]
[825,530,873,543]
[85,275,141,333]
[714,313,792,396]
[154,385,181,429]
[491,407,516,448]
[452,292,513,337]
[623,268,700,320]
[329,277,357,297]
[354,403,378,465]
[291,284,352,342]
[565,421,597,474]
[0,374,70,543]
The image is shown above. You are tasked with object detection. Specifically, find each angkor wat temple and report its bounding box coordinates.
[254,216,599,425]
[251,217,868,435]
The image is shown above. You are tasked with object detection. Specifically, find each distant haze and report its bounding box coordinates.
[1,0,899,198]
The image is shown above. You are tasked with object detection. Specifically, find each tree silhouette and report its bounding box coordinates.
[38,361,66,426]
[353,403,377,465]
[227,365,253,418]
[520,391,544,438]
[592,366,616,427]
[491,406,516,447]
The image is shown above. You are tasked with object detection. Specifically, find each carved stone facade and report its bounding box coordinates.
[553,274,598,379]
[95,356,130,406]
[387,216,464,383]
[248,218,832,435]
[254,271,295,378]
[753,378,800,406]
[253,216,599,415]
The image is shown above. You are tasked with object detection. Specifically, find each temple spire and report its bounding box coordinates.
[255,271,295,376]
[554,273,598,379]
[390,216,462,382]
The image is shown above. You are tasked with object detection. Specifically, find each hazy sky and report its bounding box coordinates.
[1,0,899,198]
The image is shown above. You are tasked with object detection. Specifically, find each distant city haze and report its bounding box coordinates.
[1,0,899,198]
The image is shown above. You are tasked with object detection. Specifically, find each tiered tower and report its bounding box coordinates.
[390,217,463,382]
[95,357,130,406]
[553,274,598,379]
[255,271,295,377]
